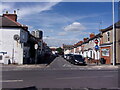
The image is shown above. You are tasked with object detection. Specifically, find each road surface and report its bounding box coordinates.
[2,57,120,89]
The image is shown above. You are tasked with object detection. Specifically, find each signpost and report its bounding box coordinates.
[94,39,99,51]
[34,44,38,50]
[94,39,99,65]
[95,45,99,51]
[94,39,98,45]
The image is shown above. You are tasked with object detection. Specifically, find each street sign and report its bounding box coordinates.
[95,45,99,50]
[34,44,38,49]
[94,39,98,44]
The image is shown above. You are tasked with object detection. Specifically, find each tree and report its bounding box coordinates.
[56,47,64,55]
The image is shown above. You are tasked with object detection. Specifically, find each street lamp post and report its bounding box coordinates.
[112,0,116,66]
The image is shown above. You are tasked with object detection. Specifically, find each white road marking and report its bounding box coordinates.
[0,80,23,82]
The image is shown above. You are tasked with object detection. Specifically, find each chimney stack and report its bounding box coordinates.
[90,33,95,38]
[3,10,17,22]
[83,38,89,42]
[76,41,83,46]
[79,41,83,44]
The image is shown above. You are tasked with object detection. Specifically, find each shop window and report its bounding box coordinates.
[102,49,109,56]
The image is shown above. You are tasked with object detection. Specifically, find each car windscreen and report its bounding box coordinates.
[74,55,84,61]
[67,54,72,56]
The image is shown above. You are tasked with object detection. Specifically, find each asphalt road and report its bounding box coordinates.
[2,57,120,89]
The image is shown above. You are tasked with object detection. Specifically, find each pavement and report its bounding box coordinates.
[1,56,119,71]
[1,64,47,71]
[45,56,119,70]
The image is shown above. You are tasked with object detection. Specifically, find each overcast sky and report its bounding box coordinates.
[1,1,119,47]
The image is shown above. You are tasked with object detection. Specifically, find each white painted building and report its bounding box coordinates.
[64,49,71,54]
[0,12,28,64]
[62,45,73,55]
[70,33,102,62]
[50,47,58,54]
[81,33,102,60]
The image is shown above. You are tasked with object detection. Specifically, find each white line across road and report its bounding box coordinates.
[0,80,23,83]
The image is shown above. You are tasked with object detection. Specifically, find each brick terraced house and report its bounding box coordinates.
[100,21,120,64]
[64,21,120,65]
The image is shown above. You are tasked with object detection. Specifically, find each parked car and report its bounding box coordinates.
[53,53,59,57]
[68,55,86,65]
[64,54,73,60]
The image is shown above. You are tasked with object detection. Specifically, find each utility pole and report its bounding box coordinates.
[112,0,116,66]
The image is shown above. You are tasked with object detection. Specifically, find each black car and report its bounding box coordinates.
[68,55,86,65]
[64,54,73,60]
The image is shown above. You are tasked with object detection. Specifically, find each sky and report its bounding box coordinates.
[0,1,119,47]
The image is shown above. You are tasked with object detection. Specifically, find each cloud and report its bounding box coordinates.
[0,3,15,15]
[18,2,58,18]
[44,37,79,47]
[30,12,72,27]
[58,32,67,36]
[21,12,107,30]
[0,2,109,47]
[64,22,86,32]
[27,25,34,31]
[1,1,62,18]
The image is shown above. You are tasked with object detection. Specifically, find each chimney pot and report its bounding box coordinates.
[79,41,83,44]
[6,11,8,14]
[14,10,16,14]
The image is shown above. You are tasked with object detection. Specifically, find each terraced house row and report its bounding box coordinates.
[63,21,120,65]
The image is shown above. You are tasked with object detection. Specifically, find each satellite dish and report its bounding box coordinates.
[14,34,20,41]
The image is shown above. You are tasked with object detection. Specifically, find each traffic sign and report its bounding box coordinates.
[95,45,99,50]
[94,39,98,44]
[34,44,38,49]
